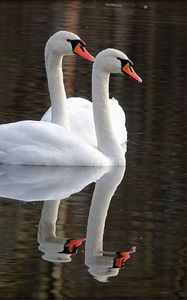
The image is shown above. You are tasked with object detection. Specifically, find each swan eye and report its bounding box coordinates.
[69,39,85,51]
[117,57,129,67]
[67,39,71,42]
[117,57,134,68]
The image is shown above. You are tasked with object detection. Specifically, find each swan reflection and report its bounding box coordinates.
[38,200,86,263]
[0,165,106,201]
[0,162,136,281]
[85,165,136,282]
[35,166,107,263]
[0,165,107,263]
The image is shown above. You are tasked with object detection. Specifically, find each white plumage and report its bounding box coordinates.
[41,30,127,146]
[0,48,142,166]
[42,97,126,147]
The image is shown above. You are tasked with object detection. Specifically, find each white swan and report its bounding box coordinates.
[42,30,94,128]
[0,49,142,166]
[41,31,126,146]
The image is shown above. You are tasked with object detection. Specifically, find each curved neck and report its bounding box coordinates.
[92,66,125,164]
[85,167,125,257]
[37,200,61,243]
[45,49,69,128]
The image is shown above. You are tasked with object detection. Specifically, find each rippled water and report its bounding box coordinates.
[0,1,186,299]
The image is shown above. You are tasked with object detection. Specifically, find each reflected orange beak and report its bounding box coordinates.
[122,63,142,83]
[73,42,94,62]
[59,237,86,255]
[113,246,136,268]
[65,237,86,253]
[66,237,86,247]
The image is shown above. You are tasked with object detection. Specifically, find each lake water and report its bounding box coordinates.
[0,1,186,299]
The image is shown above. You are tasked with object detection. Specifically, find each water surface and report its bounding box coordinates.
[0,1,186,299]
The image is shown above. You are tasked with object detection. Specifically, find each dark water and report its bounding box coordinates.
[0,1,187,299]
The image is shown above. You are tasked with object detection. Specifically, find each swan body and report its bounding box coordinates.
[42,97,126,147]
[0,121,109,166]
[0,49,142,166]
[42,31,126,146]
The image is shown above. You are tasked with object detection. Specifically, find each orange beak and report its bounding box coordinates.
[113,246,136,268]
[73,42,94,62]
[59,237,86,255]
[122,63,142,83]
[66,237,86,247]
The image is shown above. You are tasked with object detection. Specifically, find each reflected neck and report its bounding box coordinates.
[85,167,125,256]
[45,49,69,128]
[38,200,61,242]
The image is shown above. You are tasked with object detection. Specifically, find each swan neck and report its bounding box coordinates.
[85,176,112,256]
[45,49,69,128]
[92,67,125,164]
[38,200,60,243]
[85,167,125,256]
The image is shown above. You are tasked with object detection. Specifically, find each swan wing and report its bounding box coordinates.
[41,97,127,146]
[0,121,109,166]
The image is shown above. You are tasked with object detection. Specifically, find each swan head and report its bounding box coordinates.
[39,237,86,263]
[45,30,94,61]
[94,48,142,83]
